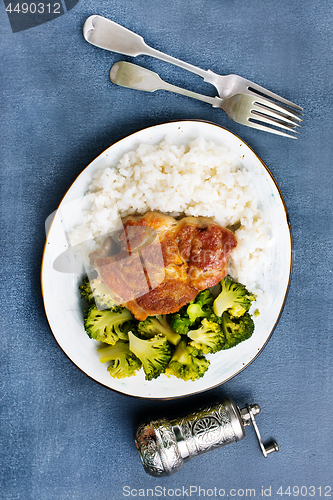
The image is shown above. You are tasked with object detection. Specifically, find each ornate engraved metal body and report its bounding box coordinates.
[135,398,279,477]
[135,419,183,476]
[170,400,244,461]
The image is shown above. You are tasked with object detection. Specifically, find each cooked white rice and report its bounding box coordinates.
[70,136,270,299]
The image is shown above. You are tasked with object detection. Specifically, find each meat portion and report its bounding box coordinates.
[92,211,237,320]
[165,214,237,294]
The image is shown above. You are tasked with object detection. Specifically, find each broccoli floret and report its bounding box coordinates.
[137,315,181,345]
[79,276,94,303]
[169,309,192,336]
[79,276,116,309]
[128,332,171,381]
[194,289,215,309]
[84,305,134,345]
[221,311,254,349]
[119,319,139,336]
[97,341,142,378]
[187,289,214,323]
[187,318,225,354]
[90,279,117,309]
[169,290,215,335]
[187,303,206,323]
[213,275,256,318]
[165,340,210,381]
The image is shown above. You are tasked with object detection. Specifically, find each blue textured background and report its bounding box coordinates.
[1,1,332,499]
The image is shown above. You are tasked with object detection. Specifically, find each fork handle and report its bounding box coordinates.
[84,15,217,82]
[144,47,225,94]
[160,80,222,107]
[144,45,212,81]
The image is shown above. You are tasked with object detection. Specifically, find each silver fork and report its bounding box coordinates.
[83,15,303,111]
[110,62,301,138]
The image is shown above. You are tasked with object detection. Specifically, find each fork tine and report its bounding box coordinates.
[245,80,303,111]
[252,103,302,129]
[254,98,302,124]
[246,119,299,139]
[249,110,300,134]
[250,111,300,133]
[252,96,303,123]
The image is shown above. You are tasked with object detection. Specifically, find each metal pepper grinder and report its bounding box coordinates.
[135,397,279,476]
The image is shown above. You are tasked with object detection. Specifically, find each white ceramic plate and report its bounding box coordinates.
[41,120,292,399]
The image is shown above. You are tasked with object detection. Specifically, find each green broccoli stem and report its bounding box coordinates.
[213,290,238,315]
[97,342,130,363]
[170,341,190,364]
[187,330,202,342]
[187,303,207,323]
[155,315,181,345]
